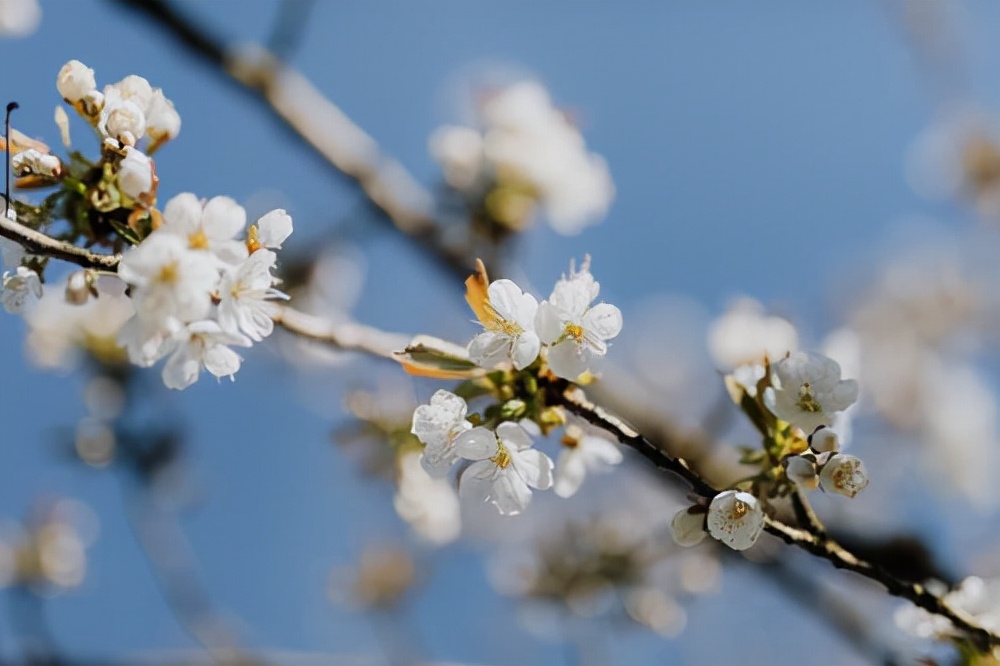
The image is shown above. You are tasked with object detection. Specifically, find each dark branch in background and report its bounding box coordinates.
[110,0,476,278]
[541,375,1000,652]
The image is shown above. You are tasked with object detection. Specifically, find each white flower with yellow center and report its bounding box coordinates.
[455,423,553,516]
[161,320,251,390]
[706,490,764,551]
[552,421,623,498]
[217,249,287,342]
[763,351,859,433]
[818,454,869,498]
[117,232,217,324]
[467,279,541,370]
[410,390,473,478]
[535,257,622,380]
[159,193,249,266]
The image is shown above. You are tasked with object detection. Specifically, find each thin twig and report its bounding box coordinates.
[540,375,1000,652]
[0,207,121,271]
[109,0,476,278]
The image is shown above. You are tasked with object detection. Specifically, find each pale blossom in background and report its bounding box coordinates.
[394,451,462,546]
[552,421,623,498]
[0,0,40,37]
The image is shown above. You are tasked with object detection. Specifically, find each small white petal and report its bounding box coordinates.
[706,490,764,551]
[511,330,540,369]
[454,427,497,461]
[255,209,293,249]
[582,302,623,340]
[671,507,708,547]
[512,448,554,491]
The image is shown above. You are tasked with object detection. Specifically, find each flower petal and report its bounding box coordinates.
[454,427,497,461]
[512,448,553,491]
[583,303,623,341]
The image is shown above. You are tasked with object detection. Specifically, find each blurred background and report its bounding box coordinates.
[1,1,998,664]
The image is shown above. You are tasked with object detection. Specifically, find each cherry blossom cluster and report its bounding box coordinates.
[1,61,183,315]
[468,256,623,381]
[672,350,865,551]
[116,193,293,389]
[429,80,614,235]
[410,390,622,516]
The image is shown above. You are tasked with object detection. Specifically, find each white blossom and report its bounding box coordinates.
[706,490,764,551]
[56,60,96,102]
[161,320,251,390]
[159,193,249,265]
[145,89,181,146]
[670,506,708,547]
[393,451,462,546]
[99,98,146,146]
[896,576,1000,639]
[785,455,819,491]
[410,390,472,478]
[763,351,859,433]
[0,0,40,37]
[252,209,293,250]
[11,148,61,178]
[217,249,286,342]
[809,427,840,454]
[536,257,622,380]
[428,125,484,190]
[468,278,541,370]
[552,422,623,498]
[117,147,154,200]
[27,276,134,368]
[818,454,869,498]
[118,232,217,324]
[1,265,42,313]
[455,423,553,516]
[708,297,798,370]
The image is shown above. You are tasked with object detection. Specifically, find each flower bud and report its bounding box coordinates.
[11,149,61,178]
[785,455,819,491]
[65,271,93,305]
[671,506,708,547]
[809,427,840,454]
[117,147,154,200]
[707,490,764,551]
[57,60,97,103]
[819,454,869,498]
[145,90,181,145]
[101,99,146,145]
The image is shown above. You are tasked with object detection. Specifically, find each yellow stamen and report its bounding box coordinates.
[157,261,179,284]
[730,500,749,519]
[796,382,822,413]
[484,302,523,336]
[188,228,209,250]
[246,225,261,254]
[564,323,584,341]
[491,442,512,469]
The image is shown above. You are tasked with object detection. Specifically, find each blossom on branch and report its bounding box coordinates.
[411,389,473,478]
[536,257,622,380]
[467,278,541,371]
[763,351,859,433]
[456,423,553,515]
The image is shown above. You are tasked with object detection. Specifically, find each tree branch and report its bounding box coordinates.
[0,208,121,271]
[540,375,1000,652]
[108,0,476,278]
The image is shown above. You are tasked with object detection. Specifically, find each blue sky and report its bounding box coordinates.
[1,1,999,663]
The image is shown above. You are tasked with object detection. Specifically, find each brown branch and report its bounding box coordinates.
[0,210,121,271]
[109,0,476,278]
[540,375,1000,653]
